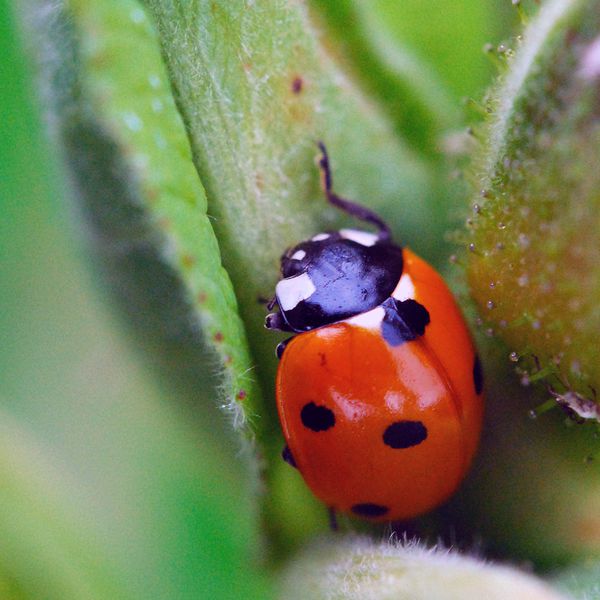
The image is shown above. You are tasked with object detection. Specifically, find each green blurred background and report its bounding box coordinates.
[0,0,519,597]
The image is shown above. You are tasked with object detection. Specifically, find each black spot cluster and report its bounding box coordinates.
[291,402,430,519]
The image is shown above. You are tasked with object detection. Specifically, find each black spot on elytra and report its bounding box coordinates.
[383,421,428,449]
[473,354,483,395]
[281,445,297,468]
[381,298,430,346]
[301,402,335,432]
[351,503,389,518]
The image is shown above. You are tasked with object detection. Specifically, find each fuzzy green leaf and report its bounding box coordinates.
[466,0,600,419]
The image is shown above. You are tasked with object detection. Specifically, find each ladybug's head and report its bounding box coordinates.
[274,229,403,332]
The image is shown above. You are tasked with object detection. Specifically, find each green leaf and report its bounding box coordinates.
[367,0,514,101]
[20,0,264,443]
[466,0,600,418]
[280,535,568,600]
[308,0,460,156]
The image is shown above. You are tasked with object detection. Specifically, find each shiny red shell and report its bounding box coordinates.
[275,249,483,521]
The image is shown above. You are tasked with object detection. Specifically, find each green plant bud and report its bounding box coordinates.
[280,536,568,600]
[467,0,600,419]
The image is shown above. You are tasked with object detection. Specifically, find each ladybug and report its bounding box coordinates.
[265,143,483,522]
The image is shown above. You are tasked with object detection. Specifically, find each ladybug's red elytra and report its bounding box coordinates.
[265,143,483,522]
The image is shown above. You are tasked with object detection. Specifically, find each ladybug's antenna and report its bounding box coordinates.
[317,142,392,241]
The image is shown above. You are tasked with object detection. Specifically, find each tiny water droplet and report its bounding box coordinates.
[498,222,506,230]
[521,374,530,386]
[123,112,143,132]
[130,7,145,23]
[509,351,519,362]
[486,300,495,310]
[468,243,476,252]
[151,98,164,113]
[528,409,537,419]
[473,203,481,214]
[148,74,161,89]
[517,274,529,287]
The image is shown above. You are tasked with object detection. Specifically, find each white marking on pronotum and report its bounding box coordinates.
[276,272,317,311]
[392,274,415,301]
[291,249,306,261]
[345,306,385,330]
[311,233,330,241]
[340,229,378,247]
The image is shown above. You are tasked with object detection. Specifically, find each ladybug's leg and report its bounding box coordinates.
[276,337,294,359]
[317,141,392,242]
[328,507,339,532]
[281,445,298,468]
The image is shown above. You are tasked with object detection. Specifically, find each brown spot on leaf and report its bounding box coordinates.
[181,254,195,269]
[291,75,303,94]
